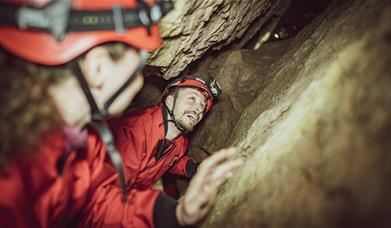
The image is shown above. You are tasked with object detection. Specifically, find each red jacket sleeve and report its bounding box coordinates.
[79,127,182,228]
[78,185,159,227]
[78,182,181,228]
[168,155,191,176]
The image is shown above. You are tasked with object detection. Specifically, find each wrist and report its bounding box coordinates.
[176,200,191,226]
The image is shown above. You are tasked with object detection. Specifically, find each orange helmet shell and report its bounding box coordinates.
[0,0,162,65]
[162,79,214,113]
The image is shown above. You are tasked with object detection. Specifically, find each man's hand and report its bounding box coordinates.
[176,147,243,226]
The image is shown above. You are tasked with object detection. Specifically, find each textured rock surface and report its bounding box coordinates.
[147,0,288,79]
[188,40,293,162]
[187,0,391,227]
[136,0,390,226]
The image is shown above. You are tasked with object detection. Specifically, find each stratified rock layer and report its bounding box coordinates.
[147,0,287,79]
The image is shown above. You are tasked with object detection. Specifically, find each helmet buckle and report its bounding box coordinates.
[112,4,125,34]
[137,0,152,36]
[16,0,71,41]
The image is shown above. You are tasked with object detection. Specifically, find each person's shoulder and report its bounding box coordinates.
[108,105,160,129]
[127,105,162,123]
[123,105,159,119]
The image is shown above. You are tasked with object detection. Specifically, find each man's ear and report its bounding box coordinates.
[80,46,111,89]
[165,94,174,109]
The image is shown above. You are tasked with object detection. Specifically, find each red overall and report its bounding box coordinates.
[77,104,196,227]
[107,104,195,191]
[0,128,178,228]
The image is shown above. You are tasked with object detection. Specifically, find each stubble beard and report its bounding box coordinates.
[177,116,195,133]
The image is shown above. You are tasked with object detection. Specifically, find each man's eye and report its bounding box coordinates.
[189,96,196,102]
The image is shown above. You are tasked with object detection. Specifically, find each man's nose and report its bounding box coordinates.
[193,104,204,114]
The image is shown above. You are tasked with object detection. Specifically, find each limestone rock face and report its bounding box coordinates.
[147,0,287,79]
[186,0,391,227]
[188,40,293,162]
[138,0,390,226]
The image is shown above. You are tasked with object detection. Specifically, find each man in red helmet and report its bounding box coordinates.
[107,74,221,198]
[0,1,242,228]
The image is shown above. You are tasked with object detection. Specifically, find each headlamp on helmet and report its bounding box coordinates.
[162,74,221,113]
[193,77,221,98]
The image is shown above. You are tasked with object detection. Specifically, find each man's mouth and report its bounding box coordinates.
[185,111,198,124]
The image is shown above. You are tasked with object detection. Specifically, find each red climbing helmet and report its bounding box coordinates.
[162,74,221,113]
[0,0,173,65]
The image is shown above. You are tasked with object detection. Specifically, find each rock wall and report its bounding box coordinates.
[190,0,391,227]
[146,0,288,79]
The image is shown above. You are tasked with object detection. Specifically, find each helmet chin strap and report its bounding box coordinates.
[66,52,146,203]
[67,52,146,122]
[164,89,187,134]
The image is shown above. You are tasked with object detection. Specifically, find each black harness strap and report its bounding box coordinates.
[0,1,173,30]
[103,52,147,113]
[67,59,138,203]
[162,102,169,136]
[0,4,18,25]
[92,122,128,203]
[0,1,173,41]
[67,60,106,121]
[68,54,145,122]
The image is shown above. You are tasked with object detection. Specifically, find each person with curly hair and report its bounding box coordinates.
[0,0,242,227]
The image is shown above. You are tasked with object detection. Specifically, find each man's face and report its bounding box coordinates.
[168,87,207,132]
[81,46,144,117]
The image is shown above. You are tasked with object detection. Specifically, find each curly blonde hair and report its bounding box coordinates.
[0,50,63,172]
[0,43,130,171]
